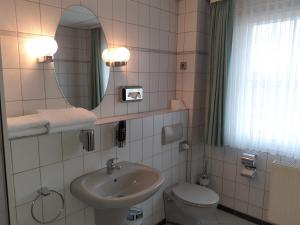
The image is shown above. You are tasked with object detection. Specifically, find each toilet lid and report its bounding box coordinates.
[172,183,219,206]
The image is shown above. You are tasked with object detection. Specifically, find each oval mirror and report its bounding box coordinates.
[54,6,109,110]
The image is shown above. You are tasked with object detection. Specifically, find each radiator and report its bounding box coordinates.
[268,161,300,225]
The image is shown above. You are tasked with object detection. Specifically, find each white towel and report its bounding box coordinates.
[37,108,97,133]
[7,114,49,139]
[7,114,48,132]
[8,127,48,139]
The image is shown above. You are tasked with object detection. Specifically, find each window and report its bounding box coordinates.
[224,1,300,157]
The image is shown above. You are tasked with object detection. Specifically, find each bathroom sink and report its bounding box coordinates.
[70,161,164,209]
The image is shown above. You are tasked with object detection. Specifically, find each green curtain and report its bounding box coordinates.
[205,0,233,146]
[90,28,104,109]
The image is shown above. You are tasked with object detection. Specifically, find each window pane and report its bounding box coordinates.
[225,14,300,156]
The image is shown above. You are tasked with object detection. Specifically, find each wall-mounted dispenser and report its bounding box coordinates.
[121,86,143,102]
[241,153,257,178]
[102,47,130,67]
[116,120,126,148]
[79,129,95,152]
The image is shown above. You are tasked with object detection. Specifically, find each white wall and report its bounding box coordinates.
[0,44,9,225]
[175,0,210,183]
[206,145,300,223]
[9,110,188,225]
[0,0,178,118]
[0,0,185,225]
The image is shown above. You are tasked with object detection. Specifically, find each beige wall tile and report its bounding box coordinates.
[41,5,62,36]
[16,0,41,34]
[81,0,98,16]
[62,0,80,9]
[99,0,112,19]
[0,0,17,31]
[23,99,46,114]
[39,133,62,166]
[5,101,23,117]
[14,169,41,205]
[3,69,22,101]
[0,36,20,68]
[40,0,61,7]
[11,137,39,173]
[20,69,45,100]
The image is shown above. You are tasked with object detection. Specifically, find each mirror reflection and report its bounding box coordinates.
[54,6,109,110]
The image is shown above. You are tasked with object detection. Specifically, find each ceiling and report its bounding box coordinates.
[59,6,100,29]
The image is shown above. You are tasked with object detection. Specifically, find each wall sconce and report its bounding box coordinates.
[102,47,130,67]
[27,36,58,63]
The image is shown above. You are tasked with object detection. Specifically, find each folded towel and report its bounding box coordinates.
[8,127,48,139]
[37,108,97,133]
[44,122,95,134]
[7,114,49,132]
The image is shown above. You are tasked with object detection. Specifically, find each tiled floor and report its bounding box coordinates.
[166,209,256,225]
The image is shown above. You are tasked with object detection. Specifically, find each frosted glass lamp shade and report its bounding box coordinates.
[102,47,130,67]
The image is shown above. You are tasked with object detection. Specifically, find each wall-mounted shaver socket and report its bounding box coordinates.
[79,129,95,152]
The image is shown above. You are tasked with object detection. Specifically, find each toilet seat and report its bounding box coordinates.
[172,183,219,207]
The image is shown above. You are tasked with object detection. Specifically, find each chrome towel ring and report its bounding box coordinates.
[31,187,64,224]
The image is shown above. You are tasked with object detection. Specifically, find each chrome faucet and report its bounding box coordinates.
[106,158,121,174]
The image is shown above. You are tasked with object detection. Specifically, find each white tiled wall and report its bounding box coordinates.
[206,145,299,223]
[0,1,188,225]
[0,120,9,225]
[9,110,188,225]
[0,0,178,118]
[175,0,210,183]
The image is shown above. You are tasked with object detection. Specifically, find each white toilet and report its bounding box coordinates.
[163,183,219,225]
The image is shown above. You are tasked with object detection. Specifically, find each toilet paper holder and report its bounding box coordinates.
[241,153,256,167]
[241,153,257,178]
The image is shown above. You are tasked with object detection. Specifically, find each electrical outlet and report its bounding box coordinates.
[180,61,187,70]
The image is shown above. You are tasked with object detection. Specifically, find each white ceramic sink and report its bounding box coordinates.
[70,161,164,225]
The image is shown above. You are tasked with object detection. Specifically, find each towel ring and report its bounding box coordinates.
[31,187,64,224]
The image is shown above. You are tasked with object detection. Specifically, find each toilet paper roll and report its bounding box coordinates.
[241,168,256,178]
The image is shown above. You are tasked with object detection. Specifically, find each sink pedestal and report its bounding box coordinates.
[94,208,129,225]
